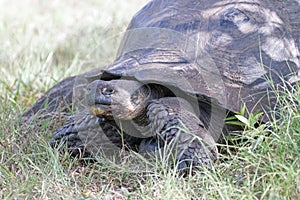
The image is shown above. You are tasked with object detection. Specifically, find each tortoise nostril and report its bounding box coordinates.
[102,87,115,95]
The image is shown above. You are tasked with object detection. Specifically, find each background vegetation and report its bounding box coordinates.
[0,0,299,199]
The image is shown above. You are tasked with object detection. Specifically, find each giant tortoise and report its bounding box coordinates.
[23,0,300,170]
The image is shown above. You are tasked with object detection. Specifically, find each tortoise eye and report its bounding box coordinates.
[131,95,140,105]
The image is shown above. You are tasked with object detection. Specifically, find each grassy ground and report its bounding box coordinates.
[0,0,299,199]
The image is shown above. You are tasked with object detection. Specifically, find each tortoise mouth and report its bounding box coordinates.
[87,95,112,106]
[87,94,114,117]
[88,104,113,117]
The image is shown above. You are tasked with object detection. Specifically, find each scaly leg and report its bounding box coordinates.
[50,110,141,158]
[140,97,218,171]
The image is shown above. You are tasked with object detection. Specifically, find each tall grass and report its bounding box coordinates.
[0,0,299,199]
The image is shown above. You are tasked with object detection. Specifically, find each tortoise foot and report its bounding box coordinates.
[50,118,92,158]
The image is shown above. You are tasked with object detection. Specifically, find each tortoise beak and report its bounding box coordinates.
[87,80,114,106]
[89,96,112,106]
[86,80,115,117]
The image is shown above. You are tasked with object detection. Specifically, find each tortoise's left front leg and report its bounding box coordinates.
[139,97,218,171]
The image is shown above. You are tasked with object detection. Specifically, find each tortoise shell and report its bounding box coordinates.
[24,0,300,130]
[82,0,300,121]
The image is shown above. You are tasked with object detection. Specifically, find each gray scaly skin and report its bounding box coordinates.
[50,111,141,158]
[140,98,217,170]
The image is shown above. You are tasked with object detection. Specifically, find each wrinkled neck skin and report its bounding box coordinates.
[115,84,166,139]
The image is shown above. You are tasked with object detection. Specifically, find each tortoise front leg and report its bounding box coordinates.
[139,97,218,171]
[50,110,141,158]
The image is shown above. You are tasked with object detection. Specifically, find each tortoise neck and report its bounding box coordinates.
[133,109,149,127]
[131,84,166,130]
[115,109,152,139]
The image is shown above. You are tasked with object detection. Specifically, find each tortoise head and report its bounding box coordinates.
[87,79,151,120]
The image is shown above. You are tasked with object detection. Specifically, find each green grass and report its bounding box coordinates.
[0,0,299,199]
